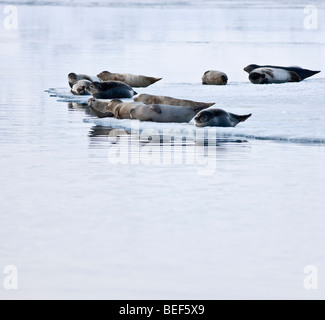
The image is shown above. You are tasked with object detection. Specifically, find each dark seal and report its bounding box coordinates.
[194,108,252,127]
[86,81,137,99]
[244,64,320,81]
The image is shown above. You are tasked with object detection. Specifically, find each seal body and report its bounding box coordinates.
[194,109,252,127]
[134,94,215,108]
[130,104,209,123]
[97,71,162,88]
[68,73,100,88]
[86,81,137,99]
[71,80,92,95]
[88,98,114,118]
[244,64,320,82]
[248,67,301,84]
[202,70,228,85]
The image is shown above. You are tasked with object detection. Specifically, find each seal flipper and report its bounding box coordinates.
[192,105,210,114]
[90,106,114,118]
[289,71,301,82]
[264,69,274,78]
[114,105,122,119]
[150,105,162,114]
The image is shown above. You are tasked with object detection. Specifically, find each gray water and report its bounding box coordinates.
[0,2,325,299]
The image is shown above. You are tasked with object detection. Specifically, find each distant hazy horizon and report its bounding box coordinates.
[1,0,325,9]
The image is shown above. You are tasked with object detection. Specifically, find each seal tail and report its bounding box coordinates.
[293,69,321,80]
[149,77,162,84]
[236,113,252,123]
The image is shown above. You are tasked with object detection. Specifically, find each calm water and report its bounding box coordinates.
[0,2,325,299]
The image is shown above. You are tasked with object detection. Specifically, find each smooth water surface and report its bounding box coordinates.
[0,2,325,299]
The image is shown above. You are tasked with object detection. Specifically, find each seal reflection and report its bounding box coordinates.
[88,125,251,175]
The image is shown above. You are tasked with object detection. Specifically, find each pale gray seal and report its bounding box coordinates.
[86,81,137,99]
[244,64,320,84]
[68,73,100,88]
[202,70,228,85]
[130,104,209,123]
[71,80,92,95]
[97,71,162,88]
[194,109,252,127]
[134,93,215,108]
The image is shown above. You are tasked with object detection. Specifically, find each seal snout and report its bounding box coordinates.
[88,97,96,106]
[85,83,94,92]
[194,112,208,123]
[221,75,227,85]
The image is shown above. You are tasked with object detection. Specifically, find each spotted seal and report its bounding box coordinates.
[244,64,320,84]
[134,94,215,108]
[97,71,162,88]
[202,70,228,85]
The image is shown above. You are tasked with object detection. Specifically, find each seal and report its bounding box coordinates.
[87,98,114,118]
[71,80,92,95]
[89,98,211,122]
[244,64,320,82]
[97,71,162,88]
[68,73,100,88]
[247,67,302,84]
[202,70,228,85]
[86,81,137,99]
[134,94,215,108]
[194,109,252,127]
[130,103,209,123]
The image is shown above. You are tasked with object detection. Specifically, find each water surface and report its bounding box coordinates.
[0,2,325,299]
